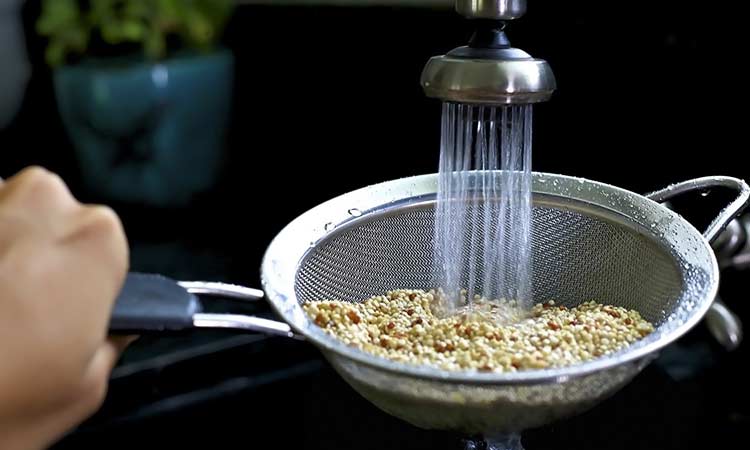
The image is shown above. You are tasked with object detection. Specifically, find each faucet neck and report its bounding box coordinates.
[455,0,527,21]
[468,21,510,49]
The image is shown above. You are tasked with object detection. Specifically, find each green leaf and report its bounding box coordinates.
[144,29,166,60]
[45,41,65,67]
[36,0,81,35]
[122,20,147,41]
[185,12,212,47]
[101,19,123,44]
[37,0,235,65]
[124,1,150,19]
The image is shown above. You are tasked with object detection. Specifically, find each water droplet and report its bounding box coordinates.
[348,208,363,217]
[324,222,335,231]
[700,190,710,197]
[651,222,657,228]
[538,179,547,184]
[577,178,585,184]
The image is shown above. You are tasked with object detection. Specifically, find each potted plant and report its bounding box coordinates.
[36,0,235,206]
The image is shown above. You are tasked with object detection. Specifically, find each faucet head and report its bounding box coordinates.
[421,26,555,105]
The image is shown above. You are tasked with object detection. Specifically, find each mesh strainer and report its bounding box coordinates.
[112,172,749,434]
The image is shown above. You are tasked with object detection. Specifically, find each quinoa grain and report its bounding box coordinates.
[303,290,654,373]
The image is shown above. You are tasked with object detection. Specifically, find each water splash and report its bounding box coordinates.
[463,433,524,450]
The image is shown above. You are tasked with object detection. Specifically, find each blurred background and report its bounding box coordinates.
[1,0,748,448]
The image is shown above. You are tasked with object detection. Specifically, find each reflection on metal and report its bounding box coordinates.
[193,313,300,339]
[178,281,265,301]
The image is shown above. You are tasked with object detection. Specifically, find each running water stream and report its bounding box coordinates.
[434,102,534,313]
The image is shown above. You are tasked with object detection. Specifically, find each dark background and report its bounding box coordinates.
[3,0,748,280]
[1,1,749,449]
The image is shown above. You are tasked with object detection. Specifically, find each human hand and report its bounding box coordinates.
[0,167,130,449]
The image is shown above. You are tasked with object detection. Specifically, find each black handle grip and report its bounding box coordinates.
[110,272,202,333]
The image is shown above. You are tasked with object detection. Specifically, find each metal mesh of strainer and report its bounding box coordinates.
[295,205,682,323]
[261,172,746,433]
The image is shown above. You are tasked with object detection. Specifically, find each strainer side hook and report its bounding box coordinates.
[646,176,750,351]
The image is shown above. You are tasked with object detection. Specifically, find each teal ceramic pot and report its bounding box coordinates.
[54,49,233,206]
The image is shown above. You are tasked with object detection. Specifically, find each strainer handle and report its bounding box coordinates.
[110,272,299,339]
[646,176,750,243]
[647,177,749,352]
